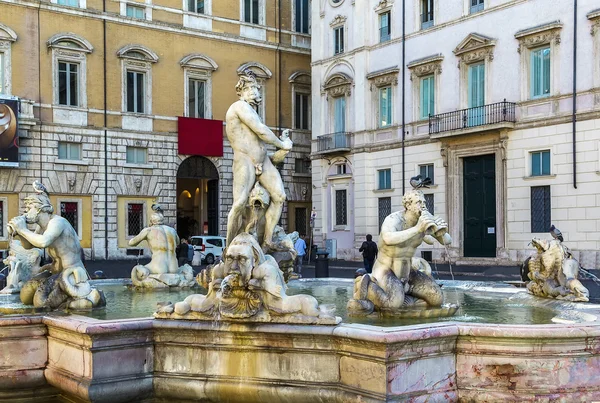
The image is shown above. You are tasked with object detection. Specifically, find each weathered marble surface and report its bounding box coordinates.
[0,240,43,295]
[128,204,196,289]
[348,189,457,317]
[523,237,590,302]
[4,314,600,402]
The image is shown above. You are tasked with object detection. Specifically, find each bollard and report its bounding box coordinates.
[315,249,329,278]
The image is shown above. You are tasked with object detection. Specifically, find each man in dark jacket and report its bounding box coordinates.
[359,234,378,274]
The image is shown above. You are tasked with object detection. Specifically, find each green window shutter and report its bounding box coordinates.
[541,150,550,175]
[531,152,541,176]
[420,76,434,119]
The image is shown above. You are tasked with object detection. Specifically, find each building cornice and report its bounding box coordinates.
[514,20,562,53]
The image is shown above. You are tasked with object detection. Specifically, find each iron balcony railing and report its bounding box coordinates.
[428,100,516,135]
[317,132,351,153]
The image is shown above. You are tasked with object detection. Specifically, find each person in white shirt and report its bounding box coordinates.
[294,235,307,274]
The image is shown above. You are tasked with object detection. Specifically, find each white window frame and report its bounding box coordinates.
[118,46,158,115]
[241,0,265,25]
[377,85,392,128]
[48,34,93,109]
[187,77,207,119]
[333,25,344,55]
[57,198,83,240]
[408,55,442,123]
[57,61,80,107]
[524,147,555,178]
[292,0,310,34]
[293,90,310,131]
[126,146,148,165]
[331,184,350,231]
[185,0,210,14]
[378,10,391,43]
[126,70,146,113]
[419,0,434,30]
[418,163,435,185]
[0,197,8,240]
[58,141,83,161]
[51,0,86,8]
[468,0,484,14]
[181,54,217,119]
[377,168,392,190]
[515,22,562,102]
[419,74,435,119]
[120,1,152,21]
[125,200,147,239]
[0,24,16,96]
[290,71,311,131]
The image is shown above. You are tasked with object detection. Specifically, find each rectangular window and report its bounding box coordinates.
[378,197,391,230]
[379,12,390,43]
[295,158,310,174]
[127,203,144,236]
[126,4,145,18]
[58,62,79,107]
[244,0,260,24]
[531,47,551,98]
[187,0,204,13]
[126,71,145,113]
[378,168,391,190]
[336,164,347,175]
[295,207,307,235]
[334,96,346,133]
[424,194,434,214]
[294,92,309,130]
[421,0,433,29]
[467,62,485,126]
[334,26,344,55]
[57,0,79,6]
[295,0,309,34]
[60,202,79,235]
[126,146,147,164]
[58,142,82,161]
[188,78,205,119]
[470,0,484,13]
[335,189,347,226]
[420,75,435,119]
[531,186,551,233]
[419,163,434,184]
[531,150,551,176]
[378,86,392,127]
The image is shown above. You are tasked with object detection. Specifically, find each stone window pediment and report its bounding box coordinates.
[47,33,93,53]
[515,21,562,53]
[323,72,353,97]
[587,9,600,36]
[330,14,347,27]
[237,62,272,79]
[0,23,17,43]
[454,33,495,64]
[180,54,218,71]
[407,54,443,80]
[374,0,393,12]
[289,71,311,86]
[117,45,159,63]
[366,66,399,90]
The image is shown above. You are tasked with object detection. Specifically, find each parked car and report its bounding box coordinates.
[189,236,227,265]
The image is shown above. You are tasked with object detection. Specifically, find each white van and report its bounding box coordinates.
[190,236,227,265]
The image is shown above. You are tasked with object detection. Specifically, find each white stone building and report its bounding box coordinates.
[311,0,600,267]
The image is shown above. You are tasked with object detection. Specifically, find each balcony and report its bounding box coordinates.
[428,100,516,138]
[316,132,351,155]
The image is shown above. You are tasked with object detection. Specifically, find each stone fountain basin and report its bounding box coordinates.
[2,279,600,402]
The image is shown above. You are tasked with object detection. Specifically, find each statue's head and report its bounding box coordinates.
[224,233,266,283]
[235,70,262,107]
[402,190,426,217]
[23,193,54,224]
[150,211,164,225]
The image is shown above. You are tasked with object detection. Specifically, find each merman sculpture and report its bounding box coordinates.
[7,182,105,310]
[347,185,458,318]
[128,204,195,289]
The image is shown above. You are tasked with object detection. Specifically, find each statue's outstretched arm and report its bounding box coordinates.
[129,228,150,246]
[381,225,422,247]
[237,104,290,150]
[18,220,62,249]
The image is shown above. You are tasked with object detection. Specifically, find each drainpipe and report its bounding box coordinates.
[103,1,109,258]
[401,0,406,195]
[572,0,577,189]
[38,3,42,181]
[277,0,282,134]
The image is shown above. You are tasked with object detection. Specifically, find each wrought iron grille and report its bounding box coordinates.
[317,132,351,153]
[60,202,78,235]
[295,207,307,236]
[424,194,434,214]
[335,190,347,226]
[428,100,516,135]
[128,203,144,236]
[378,197,391,230]
[531,186,551,233]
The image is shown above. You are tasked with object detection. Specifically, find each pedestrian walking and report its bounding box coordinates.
[186,238,194,265]
[294,234,307,275]
[177,238,189,266]
[359,234,378,274]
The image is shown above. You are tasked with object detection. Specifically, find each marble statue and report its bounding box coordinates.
[156,233,340,325]
[8,182,105,310]
[225,70,293,250]
[347,188,458,318]
[0,240,42,294]
[523,238,589,302]
[129,204,195,289]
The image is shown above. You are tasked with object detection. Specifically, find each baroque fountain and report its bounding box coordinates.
[1,71,600,402]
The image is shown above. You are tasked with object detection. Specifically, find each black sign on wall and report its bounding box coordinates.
[0,97,19,167]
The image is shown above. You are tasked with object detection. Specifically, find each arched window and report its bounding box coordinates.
[117,45,158,119]
[0,23,17,95]
[180,54,218,119]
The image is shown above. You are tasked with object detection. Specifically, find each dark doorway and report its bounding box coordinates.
[463,154,496,257]
[177,156,219,239]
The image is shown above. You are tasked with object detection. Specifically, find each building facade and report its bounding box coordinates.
[312,0,600,267]
[0,0,313,259]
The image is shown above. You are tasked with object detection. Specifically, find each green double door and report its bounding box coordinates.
[463,154,496,257]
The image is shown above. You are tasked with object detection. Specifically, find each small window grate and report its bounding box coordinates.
[60,202,79,235]
[378,197,391,230]
[128,203,144,236]
[531,186,551,233]
[335,190,347,226]
[424,194,434,214]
